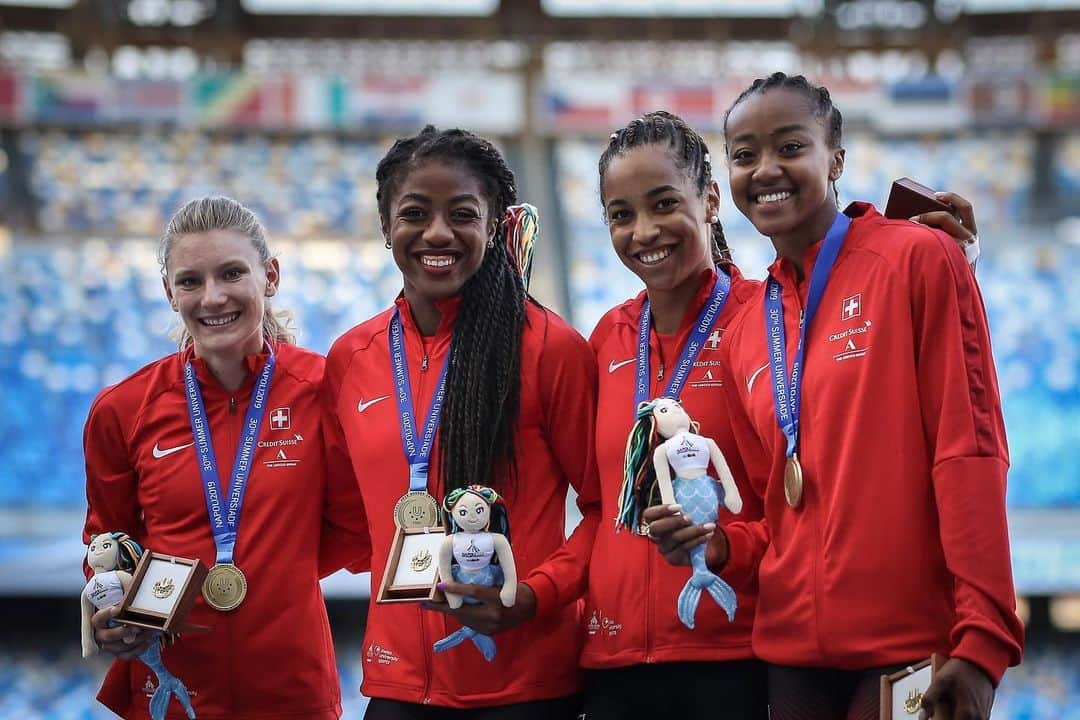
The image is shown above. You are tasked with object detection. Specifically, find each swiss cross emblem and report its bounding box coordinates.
[841,293,862,322]
[270,407,291,431]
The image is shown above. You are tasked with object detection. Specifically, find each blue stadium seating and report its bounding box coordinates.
[20,129,389,239]
[2,131,1077,510]
[1,238,400,507]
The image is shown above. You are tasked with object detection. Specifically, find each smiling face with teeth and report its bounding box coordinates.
[382,160,496,325]
[724,87,845,256]
[602,144,719,302]
[163,229,278,371]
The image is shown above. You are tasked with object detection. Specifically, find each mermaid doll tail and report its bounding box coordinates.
[704,575,737,623]
[433,626,497,662]
[470,633,497,662]
[676,546,738,630]
[438,562,500,660]
[140,637,197,719]
[149,675,197,720]
[433,625,473,653]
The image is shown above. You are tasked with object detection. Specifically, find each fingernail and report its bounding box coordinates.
[668,504,682,512]
[908,216,919,223]
[436,582,448,591]
[703,523,716,531]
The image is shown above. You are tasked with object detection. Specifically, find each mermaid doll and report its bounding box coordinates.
[80,531,197,720]
[432,485,517,662]
[616,398,743,630]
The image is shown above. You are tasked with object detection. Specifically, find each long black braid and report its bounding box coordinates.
[598,110,731,265]
[376,126,526,496]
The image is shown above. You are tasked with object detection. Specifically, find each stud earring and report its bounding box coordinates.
[384,238,391,250]
[709,215,719,224]
[487,238,495,249]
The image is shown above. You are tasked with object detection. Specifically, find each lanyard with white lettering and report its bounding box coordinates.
[389,309,450,491]
[764,212,850,460]
[634,269,731,415]
[184,351,275,565]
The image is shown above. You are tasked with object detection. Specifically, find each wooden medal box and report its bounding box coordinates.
[376,526,447,604]
[880,654,946,720]
[114,552,210,633]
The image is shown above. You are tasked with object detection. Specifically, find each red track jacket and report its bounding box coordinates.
[83,343,370,719]
[323,296,601,708]
[583,266,764,668]
[717,204,1023,683]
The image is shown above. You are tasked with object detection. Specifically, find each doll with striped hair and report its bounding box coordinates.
[617,398,743,630]
[81,532,197,720]
[433,485,517,661]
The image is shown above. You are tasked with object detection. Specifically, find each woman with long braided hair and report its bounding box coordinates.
[323,126,600,718]
[577,111,769,719]
[579,107,986,719]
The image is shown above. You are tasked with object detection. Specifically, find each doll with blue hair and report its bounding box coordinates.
[617,398,744,630]
[432,485,517,662]
[80,532,197,720]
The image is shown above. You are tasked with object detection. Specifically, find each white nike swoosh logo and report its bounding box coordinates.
[357,395,391,413]
[745,363,769,393]
[152,442,194,459]
[608,358,635,374]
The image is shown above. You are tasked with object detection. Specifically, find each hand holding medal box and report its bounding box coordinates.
[376,310,449,604]
[885,177,979,269]
[81,532,205,720]
[880,655,946,720]
[614,269,742,630]
[617,398,743,630]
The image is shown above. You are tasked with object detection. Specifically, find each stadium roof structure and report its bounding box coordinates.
[0,0,1078,60]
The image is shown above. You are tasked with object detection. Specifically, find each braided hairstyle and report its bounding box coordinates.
[724,73,844,205]
[598,110,731,265]
[376,126,526,496]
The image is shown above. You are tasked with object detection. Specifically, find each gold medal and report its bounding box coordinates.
[202,563,247,611]
[784,454,804,509]
[410,548,433,572]
[152,577,175,599]
[394,491,441,529]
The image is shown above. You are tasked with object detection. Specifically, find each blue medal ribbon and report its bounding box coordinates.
[184,349,275,565]
[765,211,851,460]
[389,309,450,491]
[634,269,732,414]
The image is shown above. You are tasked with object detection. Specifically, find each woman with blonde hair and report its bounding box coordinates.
[82,195,368,719]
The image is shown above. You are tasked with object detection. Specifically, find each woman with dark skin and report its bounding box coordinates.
[577,110,986,719]
[323,127,601,719]
[645,74,1022,720]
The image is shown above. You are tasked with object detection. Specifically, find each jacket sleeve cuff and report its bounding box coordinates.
[951,628,1016,687]
[522,572,561,620]
[716,526,756,590]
